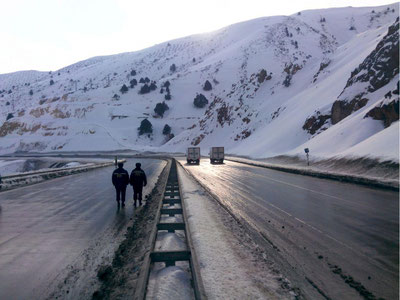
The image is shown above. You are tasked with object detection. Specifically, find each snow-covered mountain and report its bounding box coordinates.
[0,3,398,162]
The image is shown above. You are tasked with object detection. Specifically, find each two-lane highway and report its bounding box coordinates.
[0,158,166,300]
[179,158,399,300]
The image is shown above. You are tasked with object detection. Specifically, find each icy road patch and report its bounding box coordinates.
[177,163,295,299]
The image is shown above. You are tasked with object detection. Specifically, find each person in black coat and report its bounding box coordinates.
[129,162,147,207]
[112,162,129,207]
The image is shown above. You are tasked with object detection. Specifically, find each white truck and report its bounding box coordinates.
[209,147,224,164]
[186,147,201,165]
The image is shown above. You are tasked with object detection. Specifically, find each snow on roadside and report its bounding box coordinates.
[0,159,115,191]
[225,155,399,189]
[0,159,27,175]
[177,163,295,299]
[146,264,194,300]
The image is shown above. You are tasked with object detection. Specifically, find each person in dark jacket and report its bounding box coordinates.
[129,162,147,207]
[112,162,129,207]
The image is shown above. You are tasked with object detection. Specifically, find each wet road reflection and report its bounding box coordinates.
[0,158,166,300]
[179,158,399,300]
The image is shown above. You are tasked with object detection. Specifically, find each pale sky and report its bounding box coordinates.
[0,0,395,74]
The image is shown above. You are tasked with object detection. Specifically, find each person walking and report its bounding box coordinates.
[112,162,129,207]
[129,162,147,207]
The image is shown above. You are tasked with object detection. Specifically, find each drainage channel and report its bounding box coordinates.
[134,159,206,300]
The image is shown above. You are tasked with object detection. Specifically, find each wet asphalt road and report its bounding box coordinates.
[0,158,166,300]
[179,158,399,300]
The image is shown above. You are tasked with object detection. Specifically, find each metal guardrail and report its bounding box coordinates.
[0,159,126,191]
[1,160,126,180]
[134,159,207,300]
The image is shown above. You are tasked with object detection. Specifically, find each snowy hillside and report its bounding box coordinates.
[0,3,398,162]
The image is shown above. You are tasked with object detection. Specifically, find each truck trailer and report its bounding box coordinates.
[209,147,224,164]
[186,147,201,165]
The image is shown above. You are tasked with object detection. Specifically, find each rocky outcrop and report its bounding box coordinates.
[216,103,233,127]
[365,99,399,127]
[0,121,41,137]
[283,63,302,87]
[303,113,331,134]
[330,18,399,125]
[331,96,369,124]
[343,18,399,93]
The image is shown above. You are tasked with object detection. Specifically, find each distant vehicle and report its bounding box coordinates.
[186,147,200,165]
[210,147,224,164]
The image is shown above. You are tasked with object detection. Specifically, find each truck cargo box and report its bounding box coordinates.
[186,147,200,165]
[210,147,224,164]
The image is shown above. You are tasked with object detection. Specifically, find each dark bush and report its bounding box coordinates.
[138,119,153,135]
[139,77,145,83]
[50,79,54,85]
[160,88,164,94]
[140,84,150,94]
[130,79,137,88]
[163,81,170,88]
[170,64,176,72]
[162,124,171,135]
[144,77,150,83]
[6,113,14,120]
[112,94,120,100]
[164,93,171,100]
[284,27,290,37]
[154,101,169,117]
[283,75,292,87]
[130,70,136,76]
[120,84,128,94]
[203,80,212,91]
[257,69,271,83]
[6,101,10,105]
[29,89,33,96]
[149,82,157,91]
[193,93,208,108]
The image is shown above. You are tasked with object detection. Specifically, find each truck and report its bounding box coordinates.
[209,147,224,164]
[186,147,201,165]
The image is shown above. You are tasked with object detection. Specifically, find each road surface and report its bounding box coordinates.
[0,158,166,300]
[179,158,399,300]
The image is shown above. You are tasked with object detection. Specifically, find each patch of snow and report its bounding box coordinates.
[146,265,194,300]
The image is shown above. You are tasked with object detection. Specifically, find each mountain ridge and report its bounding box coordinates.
[0,3,398,162]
